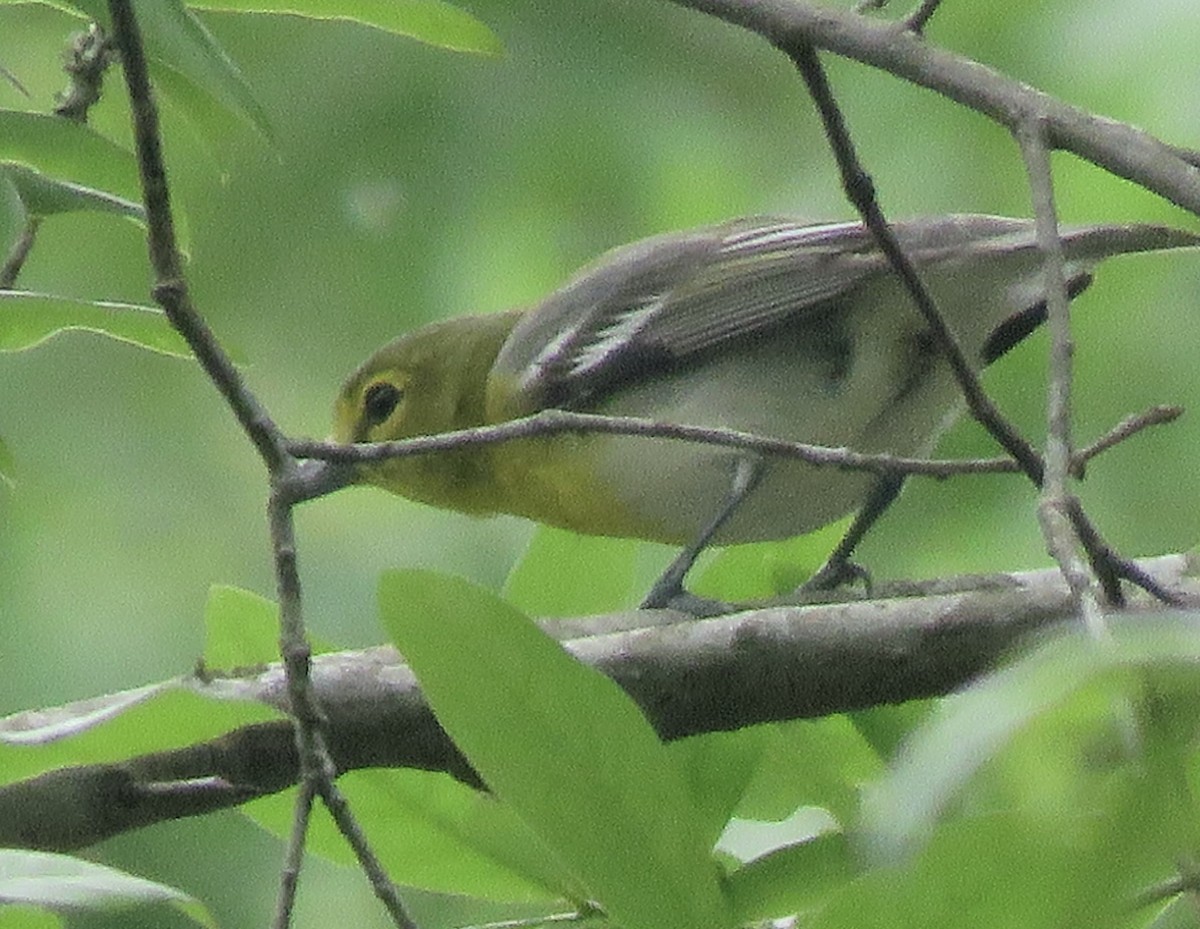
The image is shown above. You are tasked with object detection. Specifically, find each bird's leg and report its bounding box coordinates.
[799,472,905,592]
[640,456,764,614]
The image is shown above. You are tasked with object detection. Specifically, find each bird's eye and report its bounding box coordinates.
[362,381,402,425]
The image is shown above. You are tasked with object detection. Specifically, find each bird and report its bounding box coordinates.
[333,214,1197,613]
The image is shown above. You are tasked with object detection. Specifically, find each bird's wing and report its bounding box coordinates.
[492,217,891,411]
[490,214,1194,412]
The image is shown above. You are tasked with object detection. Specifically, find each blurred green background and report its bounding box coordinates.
[1,0,1198,925]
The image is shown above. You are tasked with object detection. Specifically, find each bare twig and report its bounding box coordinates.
[1015,117,1108,618]
[903,0,945,33]
[288,402,1177,503]
[272,778,316,929]
[54,23,112,123]
[1073,406,1183,475]
[315,779,419,929]
[0,216,41,289]
[785,40,1045,483]
[105,3,417,926]
[662,0,1200,217]
[289,409,1028,479]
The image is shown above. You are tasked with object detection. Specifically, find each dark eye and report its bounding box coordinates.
[362,381,402,425]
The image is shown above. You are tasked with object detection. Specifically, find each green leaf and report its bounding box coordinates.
[503,526,638,617]
[191,0,505,55]
[0,435,14,488]
[667,727,771,852]
[861,615,1200,864]
[0,110,140,202]
[245,768,575,902]
[69,0,274,139]
[203,584,281,670]
[0,291,191,356]
[203,584,335,670]
[379,569,731,929]
[0,687,282,785]
[0,849,214,927]
[694,521,846,601]
[0,904,62,928]
[725,834,855,923]
[1,163,143,221]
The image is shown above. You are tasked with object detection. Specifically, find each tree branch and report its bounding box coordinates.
[3,555,1197,852]
[662,0,1200,217]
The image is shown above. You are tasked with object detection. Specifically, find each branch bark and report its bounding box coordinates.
[3,555,1197,852]
[663,0,1200,216]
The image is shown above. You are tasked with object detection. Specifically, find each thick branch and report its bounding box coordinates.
[3,555,1197,852]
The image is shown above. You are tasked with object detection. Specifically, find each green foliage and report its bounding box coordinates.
[189,0,503,56]
[379,569,731,929]
[0,688,281,784]
[0,291,190,354]
[245,768,575,902]
[0,110,140,203]
[0,849,213,927]
[502,525,641,617]
[2,0,1200,928]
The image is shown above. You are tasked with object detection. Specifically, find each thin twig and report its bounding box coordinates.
[289,409,1026,478]
[784,40,1046,485]
[105,4,419,926]
[53,23,112,123]
[663,0,1200,216]
[903,0,945,33]
[268,477,421,925]
[1016,118,1185,608]
[1015,117,1109,617]
[1072,406,1183,476]
[0,216,41,289]
[272,778,316,929]
[287,401,1178,498]
[315,776,421,929]
[105,0,285,471]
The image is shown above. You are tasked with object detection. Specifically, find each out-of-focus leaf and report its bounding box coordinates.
[725,833,854,923]
[0,169,27,260]
[695,521,846,601]
[0,435,14,488]
[503,526,638,617]
[203,585,281,670]
[861,615,1200,864]
[70,0,274,139]
[192,0,504,55]
[0,687,282,785]
[245,768,575,902]
[1,163,143,221]
[0,291,191,356]
[0,110,139,202]
[0,903,62,928]
[203,585,335,670]
[0,849,214,927]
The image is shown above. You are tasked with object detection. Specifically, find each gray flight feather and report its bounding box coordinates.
[491,214,1198,413]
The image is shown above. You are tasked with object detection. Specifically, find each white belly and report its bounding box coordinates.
[589,289,967,544]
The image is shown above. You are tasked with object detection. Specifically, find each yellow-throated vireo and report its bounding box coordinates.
[334,215,1197,613]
